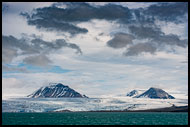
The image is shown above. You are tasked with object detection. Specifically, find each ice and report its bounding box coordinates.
[2,96,188,112]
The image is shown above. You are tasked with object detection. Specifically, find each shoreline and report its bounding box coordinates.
[3,105,188,113]
[46,105,189,113]
[87,105,188,112]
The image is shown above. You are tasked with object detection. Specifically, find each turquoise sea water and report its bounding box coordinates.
[2,112,188,125]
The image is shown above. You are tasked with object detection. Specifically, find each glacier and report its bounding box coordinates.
[2,96,188,112]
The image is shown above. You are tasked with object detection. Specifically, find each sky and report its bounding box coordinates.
[2,2,188,98]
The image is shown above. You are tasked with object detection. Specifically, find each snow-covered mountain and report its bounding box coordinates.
[135,87,175,99]
[126,90,139,97]
[27,83,88,98]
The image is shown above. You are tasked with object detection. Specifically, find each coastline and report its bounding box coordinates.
[50,105,188,113]
[2,105,188,113]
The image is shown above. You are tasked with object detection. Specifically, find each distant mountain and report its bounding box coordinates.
[135,87,175,99]
[126,90,139,97]
[27,83,88,98]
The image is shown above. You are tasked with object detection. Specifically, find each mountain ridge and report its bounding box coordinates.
[27,83,88,98]
[134,87,175,99]
[126,90,139,97]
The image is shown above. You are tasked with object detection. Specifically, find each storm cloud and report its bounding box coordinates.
[107,33,135,48]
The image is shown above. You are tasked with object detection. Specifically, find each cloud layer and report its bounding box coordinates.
[107,33,134,48]
[124,43,157,56]
[2,2,188,97]
[2,35,82,67]
[21,2,132,35]
[21,2,188,33]
[20,2,188,56]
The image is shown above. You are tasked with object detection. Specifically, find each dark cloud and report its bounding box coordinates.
[3,35,82,55]
[26,18,88,35]
[107,23,187,56]
[30,38,82,55]
[107,33,135,48]
[128,25,188,48]
[144,2,188,23]
[124,43,157,56]
[130,2,188,25]
[51,2,132,22]
[106,19,187,56]
[121,24,188,56]
[128,25,163,39]
[132,8,155,25]
[155,34,188,48]
[107,17,187,56]
[2,35,29,63]
[65,42,83,54]
[21,2,187,36]
[21,3,132,35]
[2,35,82,65]
[6,2,188,58]
[2,35,41,55]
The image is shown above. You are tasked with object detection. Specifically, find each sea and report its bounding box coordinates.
[2,112,188,125]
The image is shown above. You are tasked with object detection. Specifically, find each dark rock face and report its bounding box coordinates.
[135,87,175,99]
[27,83,88,98]
[126,90,138,97]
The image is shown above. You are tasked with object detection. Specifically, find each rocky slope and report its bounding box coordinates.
[134,87,175,99]
[126,90,139,97]
[27,83,88,98]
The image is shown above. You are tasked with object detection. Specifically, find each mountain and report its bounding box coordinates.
[134,87,175,99]
[27,83,88,98]
[126,90,139,97]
